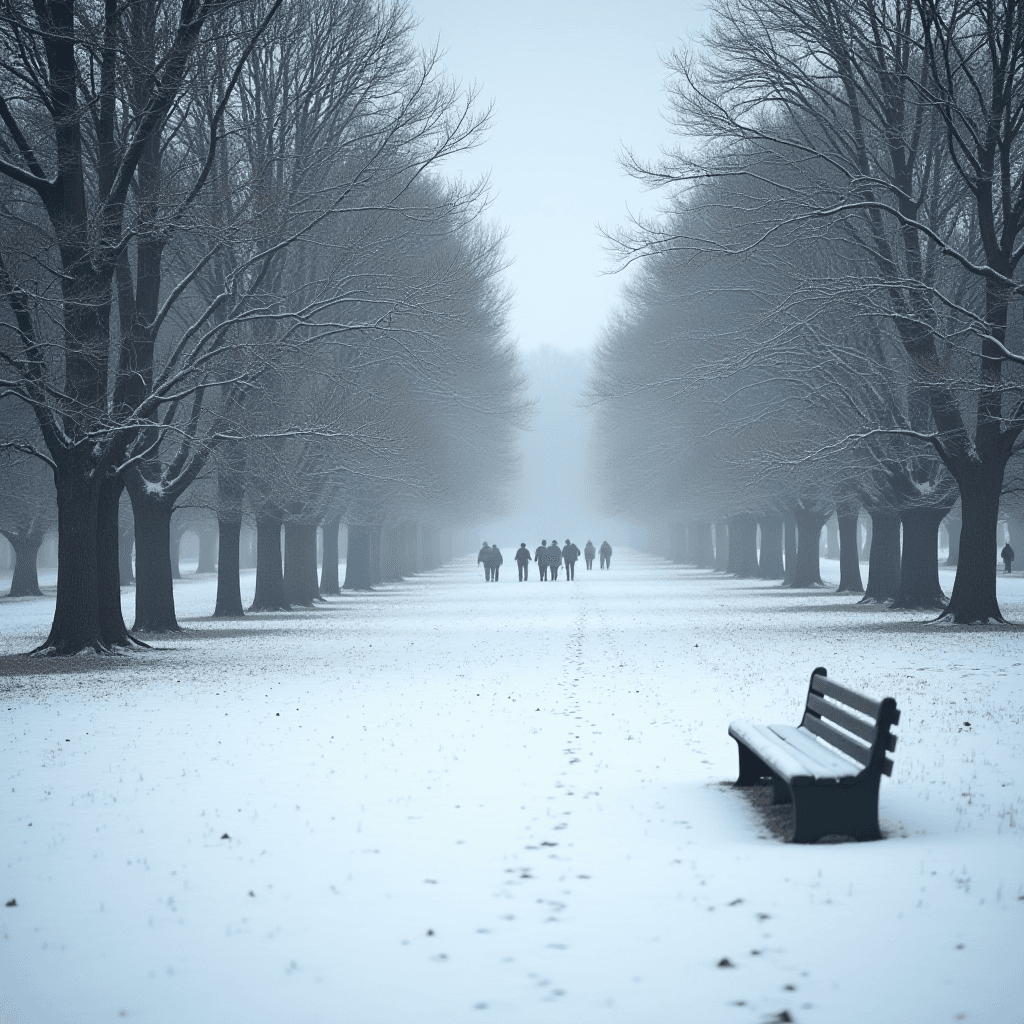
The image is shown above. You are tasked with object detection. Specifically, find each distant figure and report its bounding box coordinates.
[584,540,596,570]
[599,540,612,569]
[1002,542,1015,573]
[478,542,492,581]
[563,538,580,581]
[535,540,548,581]
[548,540,562,581]
[487,544,504,581]
[515,542,532,581]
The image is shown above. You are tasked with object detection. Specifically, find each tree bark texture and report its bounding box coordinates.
[836,512,864,594]
[320,516,341,595]
[213,519,244,617]
[787,510,827,588]
[3,530,44,597]
[861,510,901,605]
[756,515,785,579]
[284,522,319,607]
[344,524,373,590]
[130,494,181,633]
[250,518,289,612]
[170,524,183,581]
[941,476,1005,622]
[727,515,759,577]
[890,507,948,610]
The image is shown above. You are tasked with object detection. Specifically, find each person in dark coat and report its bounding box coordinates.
[478,542,493,581]
[563,538,580,580]
[514,542,532,581]
[535,540,548,581]
[599,540,612,569]
[1002,542,1015,573]
[487,544,504,581]
[584,540,596,570]
[547,540,562,581]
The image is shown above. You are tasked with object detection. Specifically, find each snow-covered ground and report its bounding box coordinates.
[1,553,1022,1024]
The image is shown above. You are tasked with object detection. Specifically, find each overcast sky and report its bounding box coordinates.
[412,1,708,354]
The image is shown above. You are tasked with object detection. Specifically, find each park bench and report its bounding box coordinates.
[729,667,900,843]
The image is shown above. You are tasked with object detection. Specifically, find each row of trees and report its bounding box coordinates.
[591,0,1024,623]
[1,0,526,653]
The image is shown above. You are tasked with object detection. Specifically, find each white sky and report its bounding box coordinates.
[412,1,709,353]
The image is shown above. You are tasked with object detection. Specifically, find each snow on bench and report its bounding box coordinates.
[729,667,900,843]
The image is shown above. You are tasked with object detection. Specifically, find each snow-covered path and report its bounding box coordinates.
[1,554,1022,1023]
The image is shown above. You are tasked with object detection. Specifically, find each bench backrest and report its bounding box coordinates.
[802,667,900,776]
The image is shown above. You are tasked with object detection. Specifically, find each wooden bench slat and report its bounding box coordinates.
[801,713,872,766]
[728,721,815,783]
[805,692,876,744]
[810,674,882,718]
[767,725,861,780]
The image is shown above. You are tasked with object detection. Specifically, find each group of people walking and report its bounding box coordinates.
[477,539,612,582]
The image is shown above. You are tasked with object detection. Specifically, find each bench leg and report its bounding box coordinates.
[771,775,792,805]
[790,781,882,844]
[735,741,773,786]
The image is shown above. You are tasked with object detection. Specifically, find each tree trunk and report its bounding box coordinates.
[728,515,759,577]
[130,493,181,632]
[944,514,962,567]
[213,518,244,618]
[344,524,373,590]
[941,474,1005,623]
[250,517,289,611]
[284,522,319,607]
[4,531,44,597]
[35,467,105,654]
[836,512,864,594]
[320,515,341,595]
[891,506,949,610]
[860,509,901,605]
[713,520,729,571]
[196,526,218,573]
[787,509,827,587]
[756,515,784,579]
[381,527,401,581]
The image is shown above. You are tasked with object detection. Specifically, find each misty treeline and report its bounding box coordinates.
[0,0,527,653]
[591,0,1024,623]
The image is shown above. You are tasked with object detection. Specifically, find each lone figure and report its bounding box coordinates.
[584,540,595,570]
[478,542,492,581]
[515,542,532,581]
[563,538,580,581]
[599,540,612,570]
[1002,541,1015,573]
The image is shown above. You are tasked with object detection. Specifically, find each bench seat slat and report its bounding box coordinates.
[802,713,872,766]
[811,674,881,718]
[767,725,862,780]
[804,692,876,743]
[728,721,814,783]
